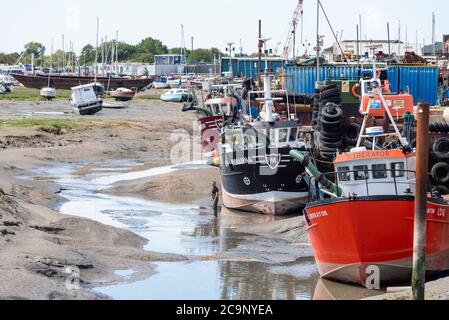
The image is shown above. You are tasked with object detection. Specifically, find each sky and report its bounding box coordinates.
[1,0,447,55]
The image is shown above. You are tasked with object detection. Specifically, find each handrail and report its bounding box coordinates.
[319,169,418,198]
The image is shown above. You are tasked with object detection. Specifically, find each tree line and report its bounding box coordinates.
[0,37,224,66]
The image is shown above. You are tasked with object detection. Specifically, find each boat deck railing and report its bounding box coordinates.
[307,169,439,200]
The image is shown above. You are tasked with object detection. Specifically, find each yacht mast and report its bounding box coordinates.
[115,30,119,76]
[261,38,274,123]
[94,17,99,83]
[47,40,53,88]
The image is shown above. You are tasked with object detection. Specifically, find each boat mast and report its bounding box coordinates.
[115,30,119,76]
[94,17,99,83]
[62,34,65,74]
[261,38,274,123]
[315,0,321,82]
[47,40,53,88]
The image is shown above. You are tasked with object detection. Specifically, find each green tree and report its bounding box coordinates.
[135,37,168,62]
[116,42,137,62]
[79,44,96,65]
[170,47,191,56]
[23,42,46,64]
[0,52,20,65]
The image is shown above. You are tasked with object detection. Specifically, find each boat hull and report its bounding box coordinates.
[220,147,310,216]
[110,92,135,101]
[222,189,309,216]
[199,116,223,152]
[304,196,449,286]
[11,73,154,91]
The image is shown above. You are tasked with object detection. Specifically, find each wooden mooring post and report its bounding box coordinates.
[412,102,430,301]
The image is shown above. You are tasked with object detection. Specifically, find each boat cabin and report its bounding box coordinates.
[204,98,236,117]
[359,74,414,118]
[223,121,301,152]
[334,148,416,197]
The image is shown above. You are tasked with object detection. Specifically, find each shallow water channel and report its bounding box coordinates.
[30,160,381,300]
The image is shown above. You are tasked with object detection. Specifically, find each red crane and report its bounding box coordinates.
[283,0,304,61]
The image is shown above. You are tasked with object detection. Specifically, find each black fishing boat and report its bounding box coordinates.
[219,74,311,216]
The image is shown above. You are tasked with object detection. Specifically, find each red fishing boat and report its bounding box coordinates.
[183,96,236,152]
[110,88,136,101]
[304,148,449,286]
[198,97,236,152]
[298,63,449,286]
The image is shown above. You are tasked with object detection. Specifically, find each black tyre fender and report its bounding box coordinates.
[320,96,342,104]
[322,105,343,121]
[320,126,344,136]
[320,140,343,150]
[320,145,339,153]
[431,162,449,185]
[429,123,437,132]
[432,185,449,196]
[442,122,449,133]
[320,118,342,129]
[320,88,341,100]
[319,84,338,92]
[320,134,343,144]
[433,138,449,160]
[343,123,361,146]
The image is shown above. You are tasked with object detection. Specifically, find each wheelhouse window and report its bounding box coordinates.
[221,103,230,115]
[337,167,351,182]
[289,128,298,142]
[391,162,405,178]
[372,164,388,179]
[354,165,369,181]
[279,129,289,144]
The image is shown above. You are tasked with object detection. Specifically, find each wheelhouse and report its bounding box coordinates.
[204,98,236,117]
[334,149,416,197]
[223,121,301,152]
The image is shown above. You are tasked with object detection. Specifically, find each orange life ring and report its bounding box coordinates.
[352,83,361,99]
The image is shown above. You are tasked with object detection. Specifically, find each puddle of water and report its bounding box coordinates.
[35,160,380,300]
[115,269,136,278]
[91,161,208,186]
[96,261,317,300]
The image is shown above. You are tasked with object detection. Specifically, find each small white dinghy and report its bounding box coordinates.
[102,100,130,109]
[40,87,57,101]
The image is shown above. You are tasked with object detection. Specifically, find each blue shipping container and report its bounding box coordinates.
[397,66,439,105]
[285,66,358,94]
[221,58,286,78]
[286,65,439,105]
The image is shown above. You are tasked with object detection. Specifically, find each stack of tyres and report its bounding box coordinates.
[319,103,344,159]
[312,84,342,130]
[311,89,321,129]
[430,137,449,195]
[430,122,449,134]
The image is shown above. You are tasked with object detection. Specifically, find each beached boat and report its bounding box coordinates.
[219,73,310,216]
[153,76,172,89]
[71,84,103,115]
[11,73,154,91]
[110,87,135,101]
[298,65,449,286]
[40,87,56,100]
[160,89,193,103]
